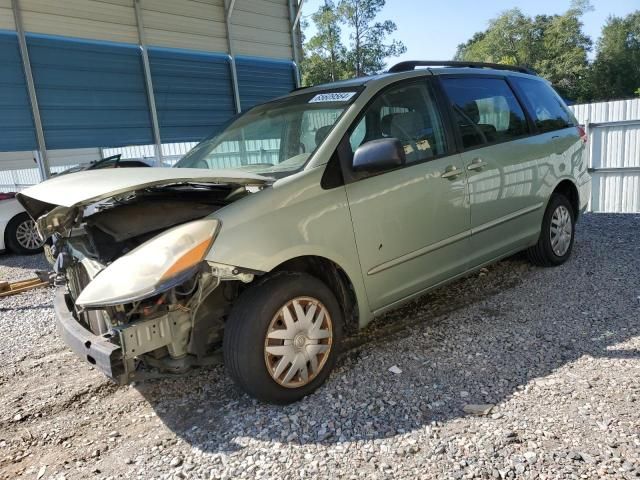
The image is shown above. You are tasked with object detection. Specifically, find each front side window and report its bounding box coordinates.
[348,81,448,164]
[175,89,359,177]
[441,77,529,149]
[511,77,574,133]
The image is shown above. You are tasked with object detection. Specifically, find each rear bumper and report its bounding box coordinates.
[53,287,127,383]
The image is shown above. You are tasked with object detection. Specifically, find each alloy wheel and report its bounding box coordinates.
[15,219,43,251]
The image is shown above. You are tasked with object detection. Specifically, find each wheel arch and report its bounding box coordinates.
[270,255,361,334]
[551,179,580,220]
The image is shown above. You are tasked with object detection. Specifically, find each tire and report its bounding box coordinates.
[527,193,575,267]
[5,212,44,255]
[224,272,343,404]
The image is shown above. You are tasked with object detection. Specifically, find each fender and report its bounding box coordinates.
[206,167,373,327]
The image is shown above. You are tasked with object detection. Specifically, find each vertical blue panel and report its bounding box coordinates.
[0,31,37,152]
[149,47,235,143]
[236,56,296,111]
[27,33,152,149]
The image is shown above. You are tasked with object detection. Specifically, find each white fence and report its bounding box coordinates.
[569,99,640,213]
[0,137,283,192]
[0,148,102,191]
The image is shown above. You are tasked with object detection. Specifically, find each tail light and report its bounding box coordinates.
[576,125,587,143]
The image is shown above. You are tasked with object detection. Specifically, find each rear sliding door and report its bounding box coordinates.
[439,75,545,267]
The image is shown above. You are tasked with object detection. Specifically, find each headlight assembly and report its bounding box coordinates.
[76,218,220,307]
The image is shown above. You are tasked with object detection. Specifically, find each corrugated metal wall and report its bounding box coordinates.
[27,33,153,149]
[0,0,15,30]
[0,0,299,182]
[0,147,101,190]
[19,0,139,44]
[236,55,298,110]
[0,31,36,151]
[149,47,234,143]
[232,0,293,59]
[570,99,640,213]
[140,0,227,53]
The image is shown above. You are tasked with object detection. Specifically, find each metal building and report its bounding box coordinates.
[0,0,303,182]
[570,98,640,213]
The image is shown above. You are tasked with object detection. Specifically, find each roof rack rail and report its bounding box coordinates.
[387,60,536,76]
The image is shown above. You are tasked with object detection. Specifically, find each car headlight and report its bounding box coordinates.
[76,218,220,307]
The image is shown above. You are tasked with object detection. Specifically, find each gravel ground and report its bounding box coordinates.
[1,213,639,480]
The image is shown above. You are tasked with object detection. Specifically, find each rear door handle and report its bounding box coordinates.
[467,158,486,171]
[441,165,463,179]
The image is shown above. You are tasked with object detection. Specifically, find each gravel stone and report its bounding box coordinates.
[1,214,639,479]
[462,404,494,416]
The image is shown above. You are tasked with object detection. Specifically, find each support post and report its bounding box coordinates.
[225,0,242,114]
[12,0,50,181]
[134,0,163,166]
[288,0,303,87]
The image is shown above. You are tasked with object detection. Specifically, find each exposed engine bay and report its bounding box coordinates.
[39,181,262,383]
[82,185,237,261]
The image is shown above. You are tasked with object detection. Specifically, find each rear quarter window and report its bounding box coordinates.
[511,77,575,133]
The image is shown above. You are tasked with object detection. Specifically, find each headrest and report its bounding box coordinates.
[315,125,332,146]
[390,111,425,140]
[462,101,480,124]
[381,114,394,136]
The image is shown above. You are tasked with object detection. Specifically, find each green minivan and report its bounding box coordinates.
[18,61,591,404]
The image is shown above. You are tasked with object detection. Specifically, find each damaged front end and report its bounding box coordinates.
[55,256,254,384]
[17,169,269,384]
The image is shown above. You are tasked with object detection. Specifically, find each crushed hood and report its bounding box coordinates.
[17,167,271,221]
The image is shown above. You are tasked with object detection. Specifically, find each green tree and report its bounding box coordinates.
[301,1,348,86]
[590,11,640,101]
[338,0,406,77]
[454,9,540,66]
[536,1,593,101]
[455,1,593,102]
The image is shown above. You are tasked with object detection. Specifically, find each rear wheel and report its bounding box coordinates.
[223,272,343,404]
[5,212,44,255]
[527,193,575,267]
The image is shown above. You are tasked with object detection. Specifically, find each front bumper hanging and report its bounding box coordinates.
[53,287,127,383]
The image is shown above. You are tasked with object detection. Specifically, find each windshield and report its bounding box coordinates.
[174,89,360,177]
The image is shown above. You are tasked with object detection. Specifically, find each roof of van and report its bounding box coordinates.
[296,63,542,94]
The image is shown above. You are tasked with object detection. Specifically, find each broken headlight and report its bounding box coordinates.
[76,218,220,307]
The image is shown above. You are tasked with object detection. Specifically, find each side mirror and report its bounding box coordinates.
[352,138,406,173]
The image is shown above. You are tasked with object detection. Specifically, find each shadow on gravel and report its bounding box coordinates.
[133,214,639,454]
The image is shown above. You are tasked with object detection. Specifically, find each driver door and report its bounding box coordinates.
[344,79,471,312]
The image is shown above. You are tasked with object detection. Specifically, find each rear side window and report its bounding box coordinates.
[511,77,574,133]
[348,80,448,164]
[441,77,529,149]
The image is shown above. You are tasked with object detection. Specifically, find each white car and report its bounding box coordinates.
[1,155,149,256]
[0,197,45,255]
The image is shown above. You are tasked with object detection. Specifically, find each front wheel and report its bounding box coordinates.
[223,272,343,404]
[527,193,575,267]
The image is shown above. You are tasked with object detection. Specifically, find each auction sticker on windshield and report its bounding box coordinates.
[309,92,357,103]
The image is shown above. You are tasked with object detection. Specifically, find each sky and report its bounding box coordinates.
[301,0,640,63]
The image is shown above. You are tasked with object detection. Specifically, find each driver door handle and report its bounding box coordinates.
[467,158,486,171]
[441,165,463,179]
